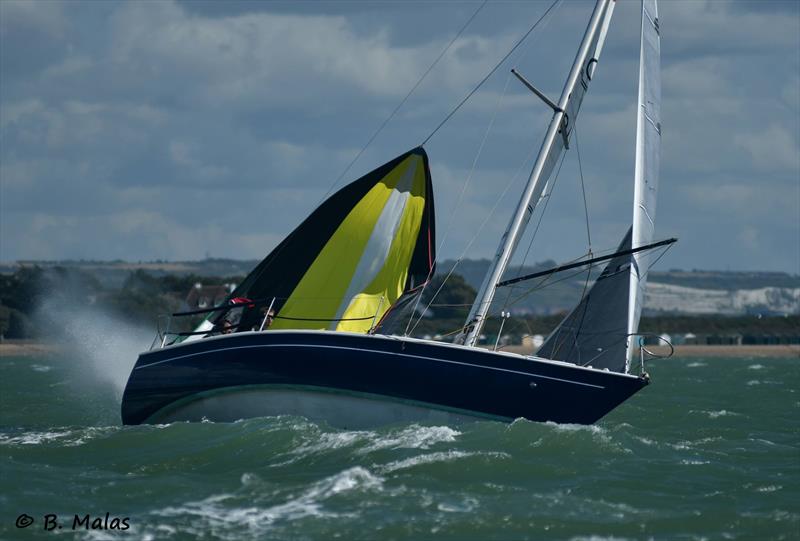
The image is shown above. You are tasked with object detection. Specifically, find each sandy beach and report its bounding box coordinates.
[0,341,61,357]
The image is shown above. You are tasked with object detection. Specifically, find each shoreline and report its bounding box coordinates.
[1,340,797,358]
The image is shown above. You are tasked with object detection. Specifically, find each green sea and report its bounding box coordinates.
[1,350,798,540]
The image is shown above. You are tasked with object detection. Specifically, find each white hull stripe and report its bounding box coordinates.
[136,343,606,390]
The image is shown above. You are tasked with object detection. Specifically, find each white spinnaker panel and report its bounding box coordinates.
[627,0,661,370]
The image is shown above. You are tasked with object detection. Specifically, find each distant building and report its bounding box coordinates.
[185,283,235,310]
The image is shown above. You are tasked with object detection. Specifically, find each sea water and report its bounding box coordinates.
[1,353,797,540]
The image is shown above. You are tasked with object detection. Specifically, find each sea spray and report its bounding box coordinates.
[34,298,152,400]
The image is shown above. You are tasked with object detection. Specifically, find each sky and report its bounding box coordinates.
[1,0,798,273]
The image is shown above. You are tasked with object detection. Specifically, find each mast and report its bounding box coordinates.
[460,0,615,347]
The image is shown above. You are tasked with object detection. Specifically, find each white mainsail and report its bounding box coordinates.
[626,0,661,370]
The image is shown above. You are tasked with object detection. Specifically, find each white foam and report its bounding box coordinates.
[437,496,479,513]
[293,430,371,456]
[707,410,739,419]
[547,422,607,436]
[569,534,635,541]
[360,425,460,453]
[381,450,510,473]
[154,466,384,534]
[748,364,765,370]
[30,364,52,372]
[379,450,471,473]
[0,426,117,447]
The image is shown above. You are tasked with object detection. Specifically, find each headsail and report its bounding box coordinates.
[627,0,661,369]
[536,229,632,372]
[197,148,435,336]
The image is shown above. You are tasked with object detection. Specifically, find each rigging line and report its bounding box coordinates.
[404,64,516,336]
[552,250,594,361]
[574,127,592,250]
[508,265,594,307]
[498,149,568,317]
[420,0,562,146]
[319,0,488,202]
[249,3,488,300]
[638,242,674,283]
[406,142,541,336]
[407,2,558,336]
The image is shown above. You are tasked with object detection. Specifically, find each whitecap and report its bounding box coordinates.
[690,409,740,419]
[360,425,460,453]
[437,497,479,513]
[746,380,761,386]
[687,362,707,367]
[748,364,765,370]
[680,459,710,465]
[292,430,371,457]
[0,426,117,447]
[569,537,635,541]
[547,422,607,436]
[378,449,509,473]
[756,485,782,493]
[154,466,384,531]
[706,410,739,419]
[30,364,52,372]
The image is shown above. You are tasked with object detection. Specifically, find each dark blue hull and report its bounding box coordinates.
[121,331,648,426]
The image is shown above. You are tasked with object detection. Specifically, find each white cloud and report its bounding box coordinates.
[105,0,513,108]
[734,123,800,172]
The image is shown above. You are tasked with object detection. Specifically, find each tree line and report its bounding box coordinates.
[0,267,796,341]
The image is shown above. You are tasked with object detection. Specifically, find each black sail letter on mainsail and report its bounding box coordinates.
[214,148,435,334]
[536,228,633,372]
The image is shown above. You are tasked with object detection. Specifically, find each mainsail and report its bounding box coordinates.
[193,148,435,337]
[627,0,661,369]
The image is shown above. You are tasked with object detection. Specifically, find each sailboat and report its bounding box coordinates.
[121,0,671,427]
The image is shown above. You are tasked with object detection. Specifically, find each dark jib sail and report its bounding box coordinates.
[536,228,633,373]
[204,147,435,335]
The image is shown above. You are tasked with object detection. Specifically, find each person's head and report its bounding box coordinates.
[261,307,276,327]
[221,319,233,334]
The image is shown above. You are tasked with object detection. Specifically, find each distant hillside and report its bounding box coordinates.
[2,258,798,315]
[0,259,260,289]
[436,259,800,316]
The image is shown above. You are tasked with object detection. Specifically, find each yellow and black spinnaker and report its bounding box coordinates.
[226,147,435,334]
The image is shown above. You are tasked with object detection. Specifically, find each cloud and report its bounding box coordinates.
[735,123,800,172]
[1,0,798,273]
